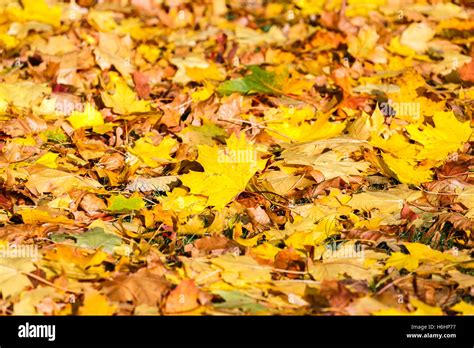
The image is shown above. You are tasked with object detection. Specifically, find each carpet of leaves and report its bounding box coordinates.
[0,0,473,315]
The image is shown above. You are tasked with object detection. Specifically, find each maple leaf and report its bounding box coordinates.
[381,153,433,186]
[13,286,59,315]
[0,257,36,298]
[101,73,151,115]
[385,242,460,272]
[6,0,62,27]
[450,301,474,315]
[213,290,267,314]
[2,0,474,319]
[79,290,117,315]
[41,245,109,280]
[164,279,201,314]
[18,207,74,225]
[129,136,178,167]
[264,106,346,142]
[25,168,102,197]
[67,103,104,130]
[104,267,171,307]
[0,82,50,113]
[108,194,146,212]
[180,133,265,209]
[74,228,122,254]
[406,111,471,161]
[217,65,283,96]
[35,152,59,168]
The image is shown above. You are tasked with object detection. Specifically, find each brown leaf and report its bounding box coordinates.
[132,71,151,99]
[320,280,356,310]
[79,193,107,215]
[459,58,474,82]
[164,279,201,314]
[104,267,171,308]
[274,248,306,279]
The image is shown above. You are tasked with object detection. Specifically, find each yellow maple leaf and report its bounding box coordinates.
[180,133,265,209]
[19,208,74,225]
[42,245,109,280]
[410,298,443,315]
[137,43,160,63]
[0,29,19,50]
[251,243,282,260]
[370,132,419,159]
[101,73,151,115]
[384,251,419,272]
[346,0,386,17]
[385,242,458,272]
[399,23,434,53]
[406,111,471,162]
[285,216,338,250]
[79,290,116,315]
[186,63,226,82]
[381,153,433,186]
[0,256,35,298]
[450,301,474,315]
[265,106,345,142]
[6,0,62,27]
[348,26,386,64]
[35,152,58,168]
[191,83,215,102]
[67,103,104,130]
[160,187,207,215]
[129,136,177,167]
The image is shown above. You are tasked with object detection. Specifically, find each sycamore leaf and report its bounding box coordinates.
[94,33,134,78]
[160,187,207,214]
[384,252,419,272]
[309,258,378,281]
[103,267,171,307]
[265,107,346,142]
[108,194,146,212]
[180,133,265,209]
[171,56,226,84]
[348,26,387,64]
[210,254,273,286]
[178,124,227,146]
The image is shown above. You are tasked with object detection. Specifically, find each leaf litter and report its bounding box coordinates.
[0,0,472,316]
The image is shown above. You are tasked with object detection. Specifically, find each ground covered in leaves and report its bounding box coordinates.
[0,0,473,315]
